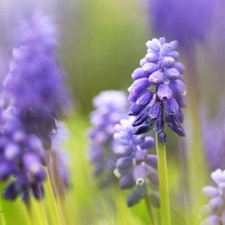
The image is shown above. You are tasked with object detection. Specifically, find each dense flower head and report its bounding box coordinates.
[2,10,70,118]
[0,10,71,202]
[113,117,159,207]
[2,10,71,149]
[0,105,71,202]
[201,169,225,225]
[128,37,187,144]
[0,106,48,202]
[149,0,214,47]
[88,90,129,188]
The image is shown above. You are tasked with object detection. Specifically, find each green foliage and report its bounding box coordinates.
[61,0,150,114]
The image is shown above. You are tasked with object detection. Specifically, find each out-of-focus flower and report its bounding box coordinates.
[88,90,128,188]
[113,117,159,207]
[149,0,214,48]
[2,10,71,149]
[0,10,71,202]
[0,106,48,202]
[202,105,225,171]
[128,37,186,144]
[200,169,225,225]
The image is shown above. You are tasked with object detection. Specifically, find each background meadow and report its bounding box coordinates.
[0,0,225,225]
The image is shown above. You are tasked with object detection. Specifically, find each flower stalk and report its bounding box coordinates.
[155,133,171,225]
[45,170,64,225]
[145,195,158,225]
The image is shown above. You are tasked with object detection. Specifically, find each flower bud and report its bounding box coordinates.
[162,56,175,68]
[119,173,135,189]
[149,71,164,85]
[157,84,173,101]
[165,68,180,80]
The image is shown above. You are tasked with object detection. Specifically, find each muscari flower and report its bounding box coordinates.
[0,106,48,202]
[113,117,159,207]
[88,90,129,188]
[128,37,187,144]
[0,11,71,202]
[2,10,71,150]
[149,0,214,48]
[201,169,225,225]
[202,106,225,171]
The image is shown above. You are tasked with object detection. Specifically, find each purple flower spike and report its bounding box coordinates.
[128,37,187,143]
[113,117,159,207]
[2,10,71,151]
[0,11,72,203]
[88,90,129,188]
[201,169,225,224]
[149,0,214,48]
[3,10,71,119]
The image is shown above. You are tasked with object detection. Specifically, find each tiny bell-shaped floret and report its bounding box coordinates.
[157,84,173,101]
[165,68,181,80]
[149,71,164,85]
[148,103,162,120]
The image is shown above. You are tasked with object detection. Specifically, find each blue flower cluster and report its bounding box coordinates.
[128,37,187,144]
[88,90,128,188]
[0,11,71,202]
[150,0,214,47]
[2,11,71,149]
[0,106,48,201]
[113,117,159,207]
[201,169,225,225]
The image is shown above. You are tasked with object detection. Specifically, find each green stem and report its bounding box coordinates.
[25,202,37,225]
[145,195,158,225]
[0,203,6,225]
[45,168,64,225]
[32,198,49,225]
[155,133,171,225]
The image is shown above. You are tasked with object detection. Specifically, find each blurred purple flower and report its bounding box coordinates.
[2,11,71,149]
[128,37,187,144]
[149,0,214,48]
[202,105,225,171]
[200,169,225,225]
[88,90,129,188]
[113,117,159,207]
[0,10,71,202]
[0,106,48,202]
